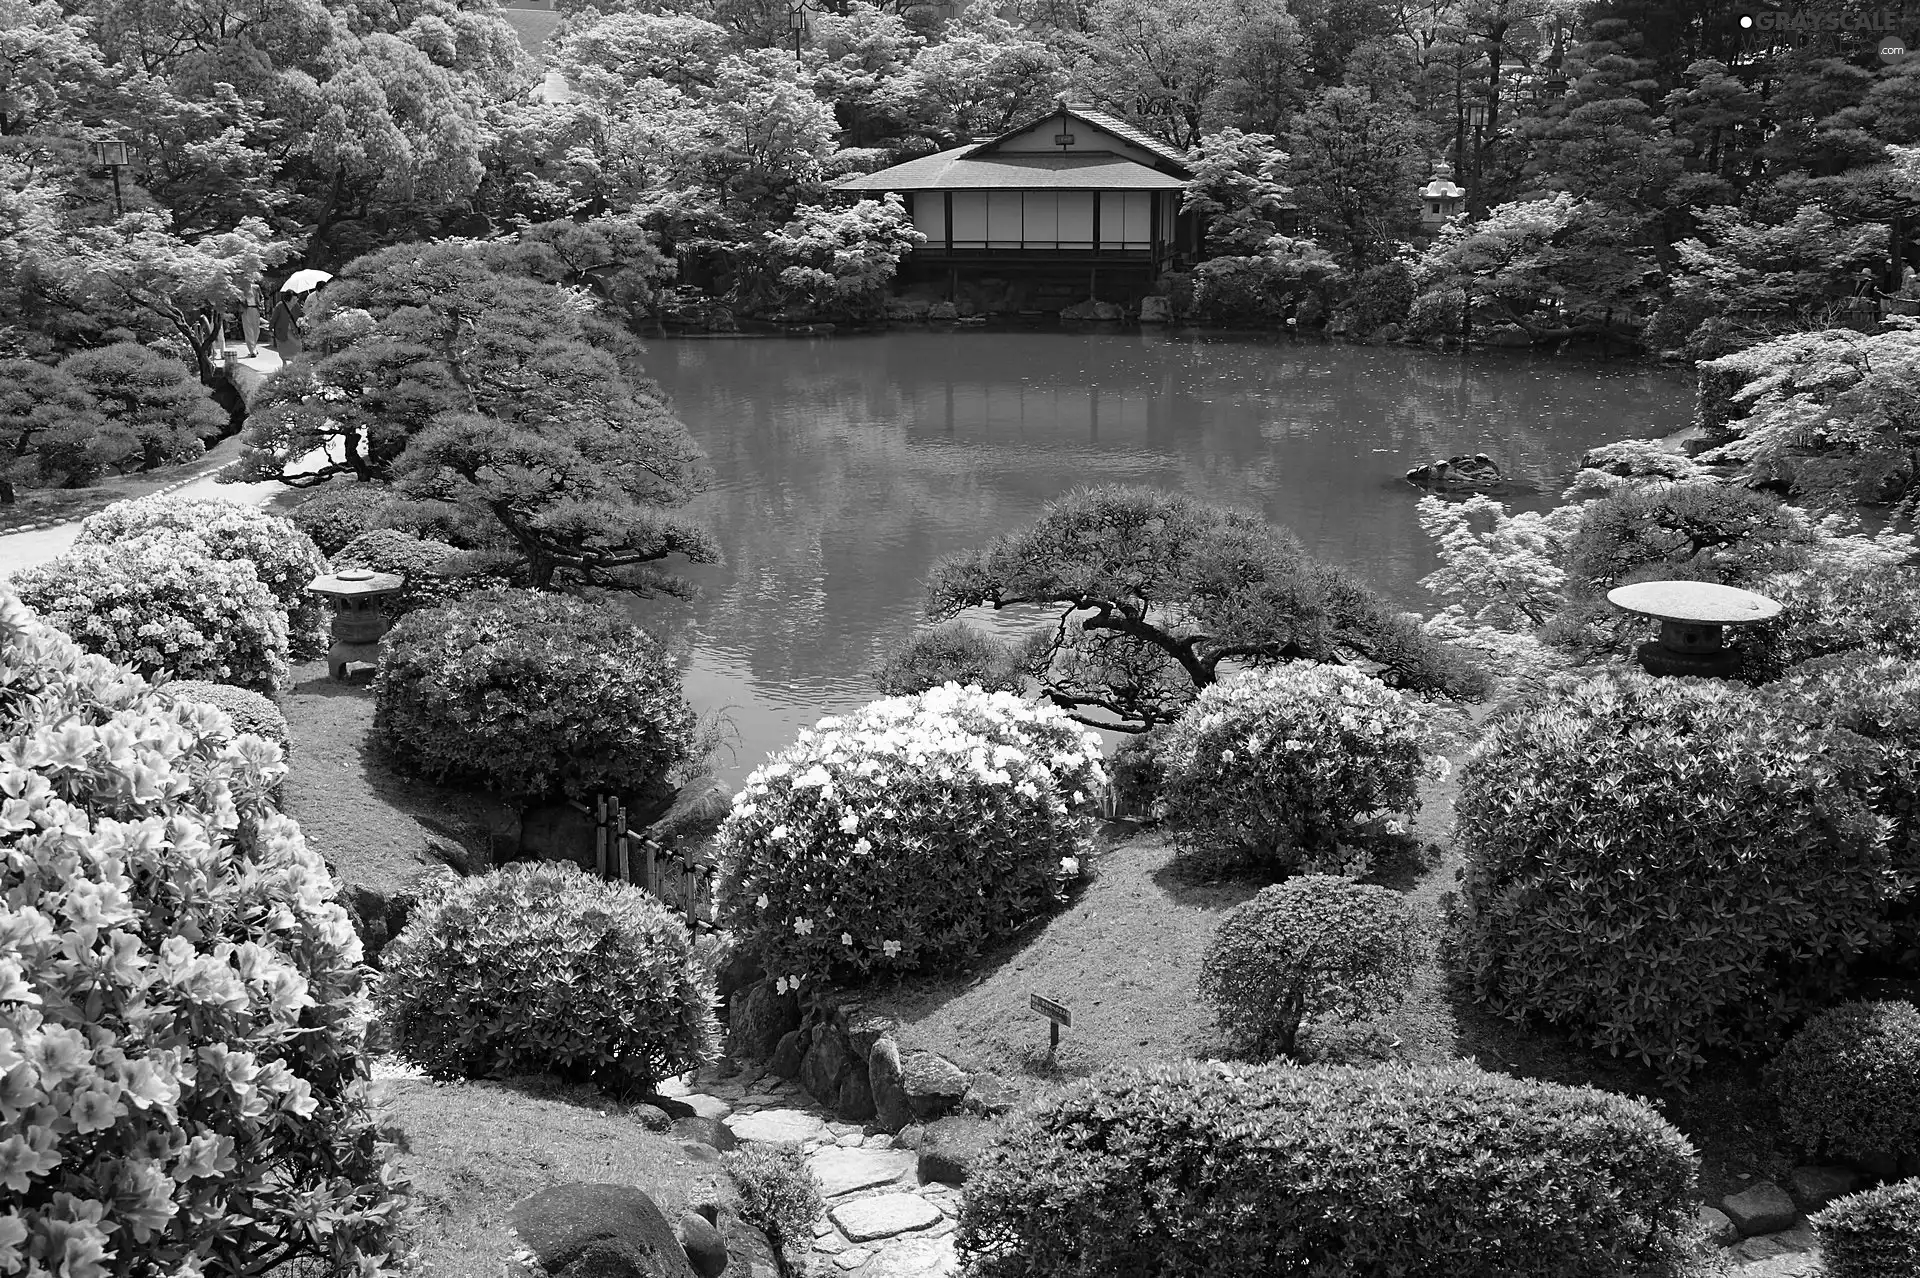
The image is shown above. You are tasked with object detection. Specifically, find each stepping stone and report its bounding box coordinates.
[1787,1164,1862,1213]
[656,1077,693,1097]
[815,1233,849,1254]
[1721,1181,1799,1237]
[835,1132,864,1148]
[809,1145,918,1197]
[1697,1205,1737,1246]
[833,1249,871,1271]
[863,1135,895,1150]
[871,1232,959,1276]
[727,1108,828,1145]
[812,1222,836,1239]
[830,1193,942,1242]
[684,1094,733,1122]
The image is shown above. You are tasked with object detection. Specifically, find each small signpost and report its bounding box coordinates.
[1031,993,1071,1053]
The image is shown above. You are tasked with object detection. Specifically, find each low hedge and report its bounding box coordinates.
[159,678,290,751]
[373,588,697,802]
[379,860,719,1092]
[1769,1000,1920,1166]
[955,1061,1705,1278]
[1812,1177,1920,1278]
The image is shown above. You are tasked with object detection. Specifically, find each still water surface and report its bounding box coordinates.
[634,330,1695,794]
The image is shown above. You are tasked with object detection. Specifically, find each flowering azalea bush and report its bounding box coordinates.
[379,860,718,1091]
[0,591,407,1276]
[715,684,1106,991]
[373,589,697,801]
[74,496,330,655]
[1153,664,1442,875]
[12,538,291,692]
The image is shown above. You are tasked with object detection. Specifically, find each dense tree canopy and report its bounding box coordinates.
[924,486,1489,731]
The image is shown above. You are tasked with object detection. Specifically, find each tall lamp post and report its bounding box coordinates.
[87,133,130,215]
[1464,100,1487,216]
[785,0,812,60]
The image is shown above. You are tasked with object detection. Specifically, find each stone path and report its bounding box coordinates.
[661,1066,963,1277]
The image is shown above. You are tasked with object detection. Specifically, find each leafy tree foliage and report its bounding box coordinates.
[923,485,1488,732]
[763,195,925,317]
[237,242,717,593]
[1182,128,1296,254]
[876,8,1068,145]
[1287,86,1427,269]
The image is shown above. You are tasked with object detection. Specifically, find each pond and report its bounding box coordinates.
[634,329,1696,795]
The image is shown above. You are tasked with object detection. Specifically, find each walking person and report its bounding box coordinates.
[269,289,295,353]
[240,275,265,357]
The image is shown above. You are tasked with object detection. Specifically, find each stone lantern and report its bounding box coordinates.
[1419,160,1466,232]
[307,569,404,681]
[1606,580,1781,678]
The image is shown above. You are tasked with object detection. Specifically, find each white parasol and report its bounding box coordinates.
[279,268,334,294]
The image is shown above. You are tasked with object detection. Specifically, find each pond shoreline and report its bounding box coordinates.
[653,317,1691,368]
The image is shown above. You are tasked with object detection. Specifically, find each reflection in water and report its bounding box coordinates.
[633,330,1695,793]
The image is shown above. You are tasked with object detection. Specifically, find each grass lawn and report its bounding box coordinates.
[374,1071,738,1278]
[280,658,513,914]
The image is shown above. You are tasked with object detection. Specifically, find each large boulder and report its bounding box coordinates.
[676,1210,727,1278]
[508,1183,698,1278]
[836,1065,876,1124]
[1721,1181,1800,1237]
[899,1050,970,1122]
[1137,295,1172,324]
[1404,453,1504,494]
[726,980,800,1061]
[916,1114,997,1186]
[868,1038,913,1132]
[767,1028,806,1080]
[799,1022,857,1107]
[845,1010,899,1057]
[1060,298,1124,322]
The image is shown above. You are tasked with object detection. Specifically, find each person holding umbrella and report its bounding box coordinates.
[277,268,333,354]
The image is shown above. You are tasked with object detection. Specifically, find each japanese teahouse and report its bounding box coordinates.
[832,100,1226,310]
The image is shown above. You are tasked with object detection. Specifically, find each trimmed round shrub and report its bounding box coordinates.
[722,1144,824,1249]
[1199,874,1421,1059]
[955,1061,1704,1278]
[373,588,697,801]
[1105,725,1168,820]
[1813,1177,1920,1278]
[332,527,487,616]
[378,859,719,1091]
[75,495,330,653]
[1335,260,1414,335]
[869,618,1027,697]
[13,537,291,691]
[159,677,291,751]
[1734,565,1920,683]
[290,482,398,555]
[1153,663,1437,874]
[0,590,405,1272]
[1769,1000,1920,1164]
[715,683,1106,990]
[1456,669,1891,1083]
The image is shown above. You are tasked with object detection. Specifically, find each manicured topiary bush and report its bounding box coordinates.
[1768,654,1920,965]
[1769,1000,1920,1165]
[1813,1177,1920,1278]
[373,588,697,802]
[955,1061,1705,1278]
[1153,663,1439,875]
[869,618,1029,697]
[74,495,330,653]
[1199,875,1421,1059]
[159,677,291,750]
[715,683,1106,992]
[722,1144,823,1249]
[291,482,398,555]
[1456,669,1892,1083]
[0,590,406,1274]
[332,527,487,616]
[12,537,291,691]
[379,860,719,1092]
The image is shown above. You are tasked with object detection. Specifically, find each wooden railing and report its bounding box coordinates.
[567,794,721,933]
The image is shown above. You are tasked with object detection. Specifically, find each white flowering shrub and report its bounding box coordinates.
[0,592,407,1276]
[1153,664,1441,874]
[715,683,1106,990]
[74,497,331,656]
[12,538,291,692]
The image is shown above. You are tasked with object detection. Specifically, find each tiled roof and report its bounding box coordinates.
[831,149,1188,192]
[1049,103,1191,171]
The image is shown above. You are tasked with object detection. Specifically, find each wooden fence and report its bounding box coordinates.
[568,795,721,933]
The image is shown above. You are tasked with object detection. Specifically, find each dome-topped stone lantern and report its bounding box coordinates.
[307,568,404,681]
[1419,160,1466,232]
